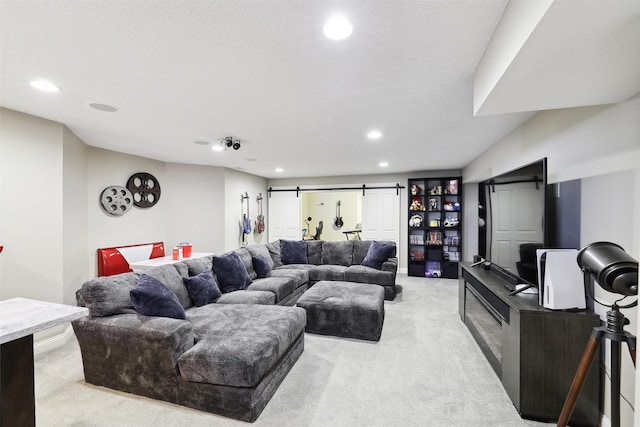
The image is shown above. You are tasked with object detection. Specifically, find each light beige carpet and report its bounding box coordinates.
[34,274,554,426]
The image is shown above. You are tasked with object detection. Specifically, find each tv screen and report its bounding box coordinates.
[478,159,548,285]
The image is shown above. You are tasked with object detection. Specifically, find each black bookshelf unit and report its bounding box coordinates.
[408,177,461,278]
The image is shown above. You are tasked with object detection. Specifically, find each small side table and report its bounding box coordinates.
[0,298,88,427]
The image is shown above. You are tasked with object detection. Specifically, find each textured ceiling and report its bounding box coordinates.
[1,1,635,179]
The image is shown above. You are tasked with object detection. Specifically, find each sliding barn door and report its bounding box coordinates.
[361,188,400,250]
[268,191,301,241]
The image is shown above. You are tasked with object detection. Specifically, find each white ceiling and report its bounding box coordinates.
[1,1,638,179]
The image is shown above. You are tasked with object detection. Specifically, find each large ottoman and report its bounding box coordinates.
[296,281,385,341]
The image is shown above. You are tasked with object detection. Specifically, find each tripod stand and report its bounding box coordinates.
[557,302,636,427]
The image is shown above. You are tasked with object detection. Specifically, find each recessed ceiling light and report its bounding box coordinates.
[193,140,210,146]
[211,142,226,152]
[379,161,389,167]
[245,158,257,162]
[275,167,284,173]
[367,130,382,140]
[29,80,60,92]
[89,102,118,112]
[323,16,353,40]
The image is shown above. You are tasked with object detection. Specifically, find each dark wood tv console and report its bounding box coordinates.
[459,263,600,426]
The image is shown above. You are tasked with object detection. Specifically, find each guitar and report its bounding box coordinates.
[334,200,344,228]
[256,193,265,233]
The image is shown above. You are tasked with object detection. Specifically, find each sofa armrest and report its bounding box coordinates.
[72,313,194,401]
[382,257,398,274]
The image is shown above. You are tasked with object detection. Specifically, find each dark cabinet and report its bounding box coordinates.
[408,177,461,278]
[459,263,600,426]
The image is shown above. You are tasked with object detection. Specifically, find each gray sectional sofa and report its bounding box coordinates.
[72,239,397,422]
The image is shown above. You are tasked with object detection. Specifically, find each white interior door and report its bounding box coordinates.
[268,191,301,241]
[361,188,400,254]
[489,182,544,272]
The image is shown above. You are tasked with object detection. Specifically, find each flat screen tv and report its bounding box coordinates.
[478,159,549,286]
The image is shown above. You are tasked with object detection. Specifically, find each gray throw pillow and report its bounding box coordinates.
[280,240,308,264]
[130,274,186,319]
[361,240,396,270]
[183,269,221,306]
[252,255,272,278]
[212,252,252,293]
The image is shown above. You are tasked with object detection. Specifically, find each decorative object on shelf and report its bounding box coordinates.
[558,242,638,427]
[100,185,134,216]
[428,185,442,195]
[410,184,422,195]
[443,201,461,211]
[409,214,423,228]
[444,180,458,195]
[410,197,425,211]
[428,198,438,211]
[255,193,265,234]
[443,217,459,227]
[127,172,161,208]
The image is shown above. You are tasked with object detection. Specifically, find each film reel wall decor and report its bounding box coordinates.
[100,186,134,216]
[127,172,161,208]
[99,172,161,216]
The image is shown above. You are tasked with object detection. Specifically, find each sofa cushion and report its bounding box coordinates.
[308,265,348,282]
[280,240,308,264]
[179,304,306,387]
[143,264,193,310]
[269,268,309,289]
[80,272,140,317]
[306,240,323,265]
[234,247,257,280]
[362,240,397,270]
[247,277,296,303]
[130,274,187,320]
[246,244,275,270]
[352,240,373,265]
[183,269,221,307]
[266,241,283,267]
[181,256,213,276]
[215,290,275,305]
[345,265,395,287]
[212,252,252,293]
[321,241,354,266]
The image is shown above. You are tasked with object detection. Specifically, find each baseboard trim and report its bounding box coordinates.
[34,324,74,356]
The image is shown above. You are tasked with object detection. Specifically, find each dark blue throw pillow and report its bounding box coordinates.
[130,274,186,319]
[212,252,252,293]
[252,255,272,278]
[361,240,396,270]
[183,268,222,306]
[280,239,308,264]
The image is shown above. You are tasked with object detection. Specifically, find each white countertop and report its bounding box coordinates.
[129,252,214,271]
[0,298,88,344]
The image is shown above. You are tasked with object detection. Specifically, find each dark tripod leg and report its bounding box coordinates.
[557,330,603,427]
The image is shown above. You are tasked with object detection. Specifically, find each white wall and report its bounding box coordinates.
[0,108,64,304]
[462,96,640,426]
[164,163,226,254]
[223,169,268,251]
[62,127,88,305]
